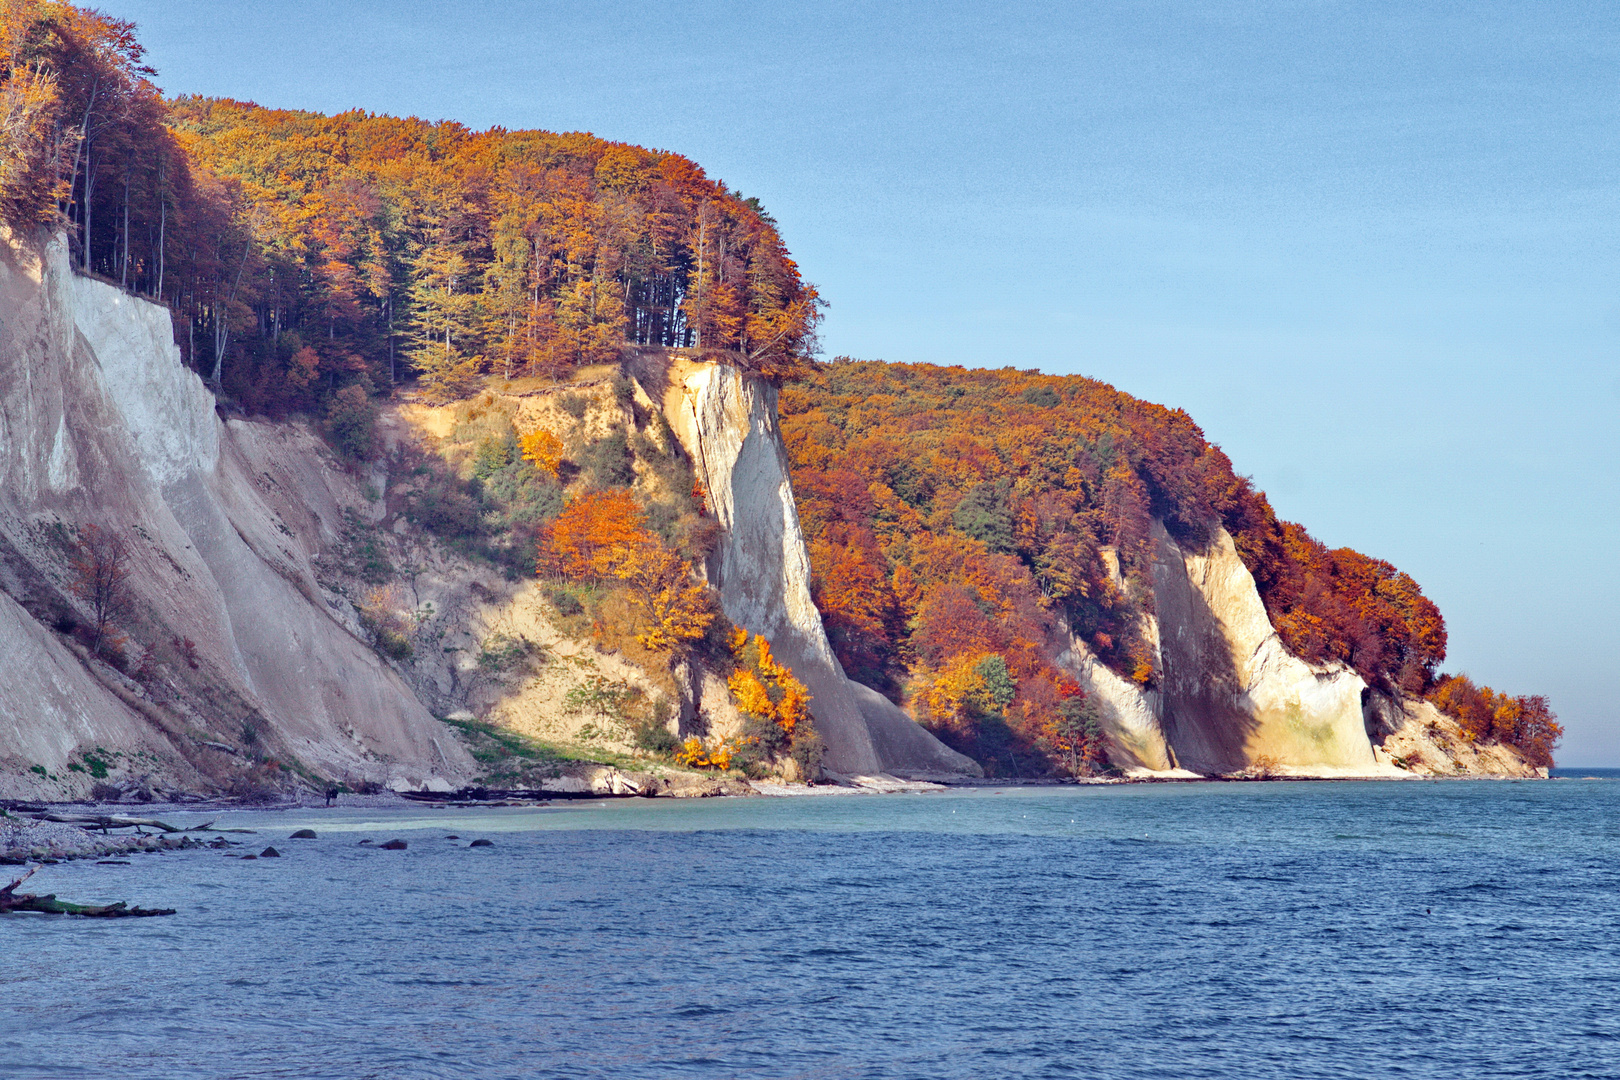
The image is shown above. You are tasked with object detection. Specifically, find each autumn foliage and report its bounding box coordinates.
[728,629,812,736]
[1427,674,1562,768]
[666,632,820,775]
[158,93,822,406]
[537,488,712,654]
[519,429,564,479]
[781,360,1546,772]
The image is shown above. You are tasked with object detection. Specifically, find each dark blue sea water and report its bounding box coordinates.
[4,779,1620,1079]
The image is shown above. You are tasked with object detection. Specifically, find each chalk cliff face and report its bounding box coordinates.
[649,357,979,779]
[1152,521,1378,775]
[0,232,475,798]
[1060,518,1410,778]
[1057,520,1543,778]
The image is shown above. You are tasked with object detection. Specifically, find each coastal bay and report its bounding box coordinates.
[3,779,1617,1078]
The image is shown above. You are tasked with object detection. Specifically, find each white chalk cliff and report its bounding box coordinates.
[1060,520,1390,778]
[650,356,980,779]
[0,231,475,798]
[0,225,1530,793]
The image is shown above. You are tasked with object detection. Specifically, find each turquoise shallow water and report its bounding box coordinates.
[3,779,1619,1079]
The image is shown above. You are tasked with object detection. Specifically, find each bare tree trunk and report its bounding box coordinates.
[3,866,176,917]
[81,152,95,272]
[211,284,225,385]
[120,169,129,288]
[66,77,100,264]
[210,240,252,387]
[156,159,165,299]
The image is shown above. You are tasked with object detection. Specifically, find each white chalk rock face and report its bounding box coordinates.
[1055,634,1174,773]
[1152,521,1377,775]
[0,232,474,796]
[1056,518,1384,777]
[660,358,978,779]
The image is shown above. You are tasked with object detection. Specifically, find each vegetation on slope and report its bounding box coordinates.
[781,360,1559,773]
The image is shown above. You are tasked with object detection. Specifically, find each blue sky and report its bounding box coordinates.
[101,0,1620,763]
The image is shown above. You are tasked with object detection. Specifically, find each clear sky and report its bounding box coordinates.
[100,0,1620,764]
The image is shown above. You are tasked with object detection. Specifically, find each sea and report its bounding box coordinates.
[4,776,1619,1079]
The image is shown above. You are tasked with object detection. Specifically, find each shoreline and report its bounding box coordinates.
[1,767,1588,866]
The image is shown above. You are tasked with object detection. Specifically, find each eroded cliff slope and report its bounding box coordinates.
[0,231,476,799]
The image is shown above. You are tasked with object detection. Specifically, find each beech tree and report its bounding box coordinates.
[70,522,132,658]
[537,488,713,656]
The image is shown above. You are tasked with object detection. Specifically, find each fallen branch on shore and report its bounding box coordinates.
[0,866,175,918]
[25,813,255,834]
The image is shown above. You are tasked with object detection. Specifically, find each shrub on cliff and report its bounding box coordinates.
[69,523,133,660]
[324,385,378,461]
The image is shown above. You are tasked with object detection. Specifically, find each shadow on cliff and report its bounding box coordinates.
[1151,530,1261,775]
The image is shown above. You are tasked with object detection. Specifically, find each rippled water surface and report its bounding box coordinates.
[4,779,1620,1079]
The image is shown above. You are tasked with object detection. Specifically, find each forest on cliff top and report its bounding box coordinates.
[0,0,1559,773]
[0,0,821,413]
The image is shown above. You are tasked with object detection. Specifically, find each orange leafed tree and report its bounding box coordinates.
[728,629,811,736]
[519,428,564,479]
[537,487,712,653]
[538,489,648,579]
[610,542,713,652]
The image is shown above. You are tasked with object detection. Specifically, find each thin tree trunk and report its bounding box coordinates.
[156,159,165,299]
[81,153,95,272]
[120,170,129,288]
[210,239,252,387]
[66,77,99,262]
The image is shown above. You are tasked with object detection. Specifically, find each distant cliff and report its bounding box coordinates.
[780,359,1552,779]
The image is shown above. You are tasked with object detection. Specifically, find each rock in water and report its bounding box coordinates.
[469,838,493,847]
[379,839,407,850]
[290,829,317,839]
[259,847,280,858]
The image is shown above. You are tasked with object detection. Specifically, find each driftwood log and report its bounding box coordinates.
[0,866,175,918]
[26,813,255,834]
